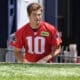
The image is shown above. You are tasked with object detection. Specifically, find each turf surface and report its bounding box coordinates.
[0,63,80,80]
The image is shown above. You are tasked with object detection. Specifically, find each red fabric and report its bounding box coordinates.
[11,22,62,62]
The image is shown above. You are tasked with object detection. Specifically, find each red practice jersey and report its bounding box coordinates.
[12,22,62,62]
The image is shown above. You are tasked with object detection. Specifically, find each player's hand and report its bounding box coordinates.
[36,59,47,64]
[36,54,53,64]
[23,59,32,64]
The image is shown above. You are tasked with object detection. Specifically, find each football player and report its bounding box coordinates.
[11,3,62,63]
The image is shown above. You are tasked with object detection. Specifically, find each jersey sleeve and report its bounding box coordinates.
[10,30,23,49]
[51,27,62,47]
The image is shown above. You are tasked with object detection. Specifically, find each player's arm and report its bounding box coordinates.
[14,47,24,63]
[37,45,61,63]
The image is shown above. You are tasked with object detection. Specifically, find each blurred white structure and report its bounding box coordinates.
[69,44,77,62]
[6,33,16,62]
[63,44,77,63]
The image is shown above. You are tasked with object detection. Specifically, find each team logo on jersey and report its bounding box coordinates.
[54,32,60,39]
[40,31,49,36]
[11,35,17,43]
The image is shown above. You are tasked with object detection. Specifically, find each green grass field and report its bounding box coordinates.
[0,63,80,80]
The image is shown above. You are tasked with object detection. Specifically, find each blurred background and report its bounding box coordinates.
[0,0,80,63]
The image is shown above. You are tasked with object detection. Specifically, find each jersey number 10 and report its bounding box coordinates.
[26,36,45,54]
